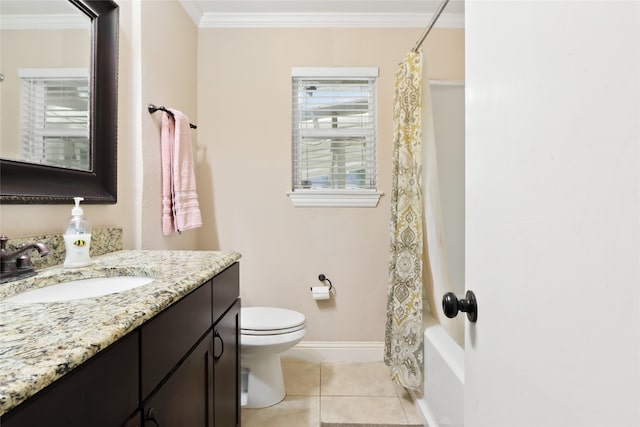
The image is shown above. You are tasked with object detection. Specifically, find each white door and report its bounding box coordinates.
[465,1,639,426]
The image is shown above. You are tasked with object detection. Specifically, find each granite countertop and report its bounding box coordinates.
[0,249,241,416]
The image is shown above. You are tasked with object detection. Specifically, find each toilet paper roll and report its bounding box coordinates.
[311,286,330,300]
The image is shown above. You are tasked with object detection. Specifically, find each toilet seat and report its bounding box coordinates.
[241,307,306,336]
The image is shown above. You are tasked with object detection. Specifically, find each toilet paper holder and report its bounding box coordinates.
[310,274,333,300]
[316,274,332,290]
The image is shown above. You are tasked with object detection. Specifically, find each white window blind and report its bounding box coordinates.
[19,68,90,170]
[292,68,378,198]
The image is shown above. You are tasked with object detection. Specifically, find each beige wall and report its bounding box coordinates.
[0,2,464,343]
[138,0,199,249]
[197,28,464,341]
[0,0,198,251]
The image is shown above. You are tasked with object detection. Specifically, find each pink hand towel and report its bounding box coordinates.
[161,108,202,235]
[161,112,175,234]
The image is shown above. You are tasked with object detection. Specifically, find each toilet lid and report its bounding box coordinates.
[241,307,306,335]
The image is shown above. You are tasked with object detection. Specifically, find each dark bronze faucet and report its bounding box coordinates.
[0,235,50,284]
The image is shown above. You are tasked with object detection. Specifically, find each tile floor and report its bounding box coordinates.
[241,361,424,427]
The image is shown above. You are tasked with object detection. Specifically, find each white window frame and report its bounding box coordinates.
[289,67,382,208]
[18,67,90,170]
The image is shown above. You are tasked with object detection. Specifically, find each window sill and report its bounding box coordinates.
[288,190,383,208]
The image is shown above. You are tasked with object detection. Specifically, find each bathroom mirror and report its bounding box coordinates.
[0,0,118,204]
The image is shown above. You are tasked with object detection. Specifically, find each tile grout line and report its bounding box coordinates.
[319,361,323,426]
[281,361,419,427]
[397,394,411,425]
[392,380,411,424]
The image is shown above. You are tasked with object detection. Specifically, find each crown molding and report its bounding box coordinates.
[198,12,464,28]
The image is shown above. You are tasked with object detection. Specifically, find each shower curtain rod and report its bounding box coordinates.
[411,0,451,52]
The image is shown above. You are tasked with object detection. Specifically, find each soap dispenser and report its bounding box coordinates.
[63,197,92,268]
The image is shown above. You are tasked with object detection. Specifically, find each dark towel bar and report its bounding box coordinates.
[148,104,197,129]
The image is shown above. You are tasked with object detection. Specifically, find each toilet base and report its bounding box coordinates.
[241,353,286,408]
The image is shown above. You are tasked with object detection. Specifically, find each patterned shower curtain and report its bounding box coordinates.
[384,51,424,391]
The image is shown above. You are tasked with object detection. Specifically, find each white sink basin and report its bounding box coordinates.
[4,276,155,303]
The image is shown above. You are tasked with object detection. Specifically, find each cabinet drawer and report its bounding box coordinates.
[141,281,212,398]
[212,263,239,323]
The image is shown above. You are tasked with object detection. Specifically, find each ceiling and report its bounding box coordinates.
[179,0,465,28]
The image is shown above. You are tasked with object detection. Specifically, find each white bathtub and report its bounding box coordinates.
[410,315,464,427]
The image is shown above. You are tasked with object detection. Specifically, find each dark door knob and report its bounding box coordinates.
[442,290,478,323]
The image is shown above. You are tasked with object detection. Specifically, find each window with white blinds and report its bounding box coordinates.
[19,68,90,171]
[291,67,380,207]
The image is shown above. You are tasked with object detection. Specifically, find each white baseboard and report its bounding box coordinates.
[282,341,384,363]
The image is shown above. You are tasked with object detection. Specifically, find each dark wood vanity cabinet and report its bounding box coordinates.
[138,261,241,427]
[142,300,240,427]
[1,332,139,427]
[2,262,240,427]
[140,276,214,400]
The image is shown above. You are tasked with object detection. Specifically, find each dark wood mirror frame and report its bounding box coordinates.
[0,0,118,204]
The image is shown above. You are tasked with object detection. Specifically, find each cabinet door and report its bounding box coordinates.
[141,280,212,399]
[143,332,214,427]
[123,411,142,427]
[213,300,240,427]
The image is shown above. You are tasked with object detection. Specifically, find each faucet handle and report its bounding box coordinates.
[0,235,8,251]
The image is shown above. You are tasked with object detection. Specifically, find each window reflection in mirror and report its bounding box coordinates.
[0,0,91,171]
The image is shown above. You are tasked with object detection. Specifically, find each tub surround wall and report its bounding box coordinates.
[0,249,240,415]
[423,82,466,345]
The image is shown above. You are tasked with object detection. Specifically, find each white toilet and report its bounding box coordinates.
[240,307,306,408]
